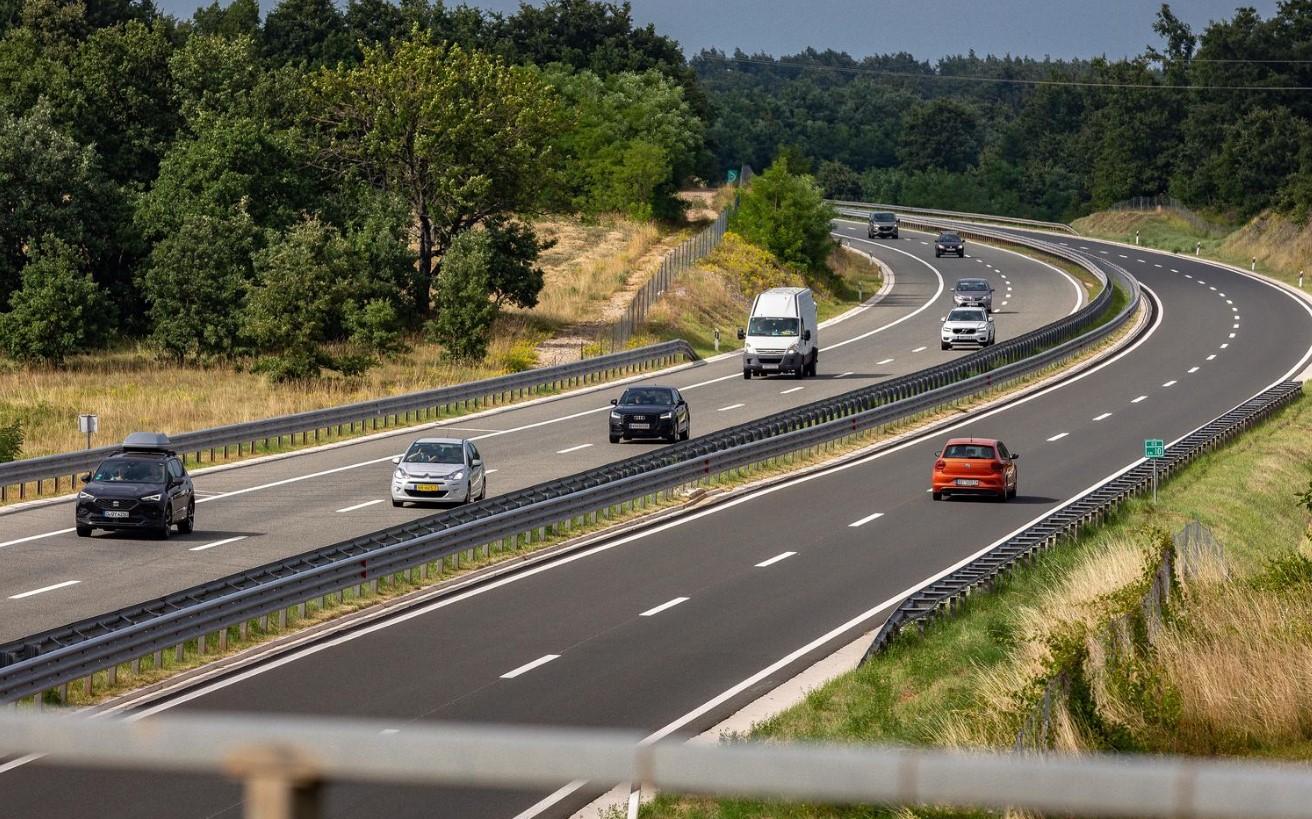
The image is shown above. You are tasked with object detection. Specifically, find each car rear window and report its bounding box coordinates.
[943,444,996,459]
[92,459,165,483]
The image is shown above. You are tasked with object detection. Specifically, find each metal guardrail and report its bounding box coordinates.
[830,199,1078,234]
[3,712,1311,819]
[0,222,1138,705]
[862,380,1304,660]
[0,340,698,502]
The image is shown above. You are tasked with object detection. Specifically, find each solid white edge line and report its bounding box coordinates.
[8,580,81,600]
[755,551,796,568]
[639,597,689,617]
[335,499,383,514]
[188,536,248,553]
[500,654,560,679]
[847,512,885,528]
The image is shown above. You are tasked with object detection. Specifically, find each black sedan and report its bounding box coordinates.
[935,232,966,257]
[608,386,691,443]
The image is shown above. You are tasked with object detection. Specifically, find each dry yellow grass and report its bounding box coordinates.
[1221,210,1312,287]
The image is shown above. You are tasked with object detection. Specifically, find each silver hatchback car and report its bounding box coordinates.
[952,278,994,312]
[391,437,487,507]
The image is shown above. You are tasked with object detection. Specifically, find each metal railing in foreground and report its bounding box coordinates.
[0,340,697,503]
[828,199,1078,233]
[0,223,1138,704]
[1,711,1310,819]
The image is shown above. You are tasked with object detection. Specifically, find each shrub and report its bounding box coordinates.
[427,229,498,361]
[0,418,21,462]
[0,235,108,365]
[496,341,538,373]
[730,161,835,274]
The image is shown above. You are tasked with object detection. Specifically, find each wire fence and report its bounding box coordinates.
[1108,194,1230,237]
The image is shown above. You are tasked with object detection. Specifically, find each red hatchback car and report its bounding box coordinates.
[931,437,1019,501]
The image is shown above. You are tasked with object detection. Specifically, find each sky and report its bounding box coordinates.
[157,0,1282,62]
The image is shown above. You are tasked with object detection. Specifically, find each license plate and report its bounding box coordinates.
[955,479,980,486]
[629,423,649,430]
[103,510,130,518]
[763,363,779,369]
[415,484,440,492]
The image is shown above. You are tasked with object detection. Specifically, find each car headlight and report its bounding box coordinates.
[660,411,673,420]
[449,471,464,481]
[393,468,406,480]
[610,411,622,421]
[744,342,755,354]
[786,343,798,354]
[141,493,162,502]
[77,490,94,501]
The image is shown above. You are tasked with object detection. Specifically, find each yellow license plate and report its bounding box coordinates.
[415,484,440,492]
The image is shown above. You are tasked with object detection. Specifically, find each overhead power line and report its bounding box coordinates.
[699,54,1312,92]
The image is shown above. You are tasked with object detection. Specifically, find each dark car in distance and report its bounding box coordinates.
[935,232,965,257]
[75,432,195,538]
[609,386,690,444]
[867,211,899,239]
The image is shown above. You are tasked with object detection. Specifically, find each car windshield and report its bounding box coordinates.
[956,280,989,291]
[620,388,674,406]
[943,444,997,460]
[747,317,799,337]
[403,442,465,464]
[871,212,896,223]
[92,459,165,483]
[939,234,960,242]
[948,308,986,322]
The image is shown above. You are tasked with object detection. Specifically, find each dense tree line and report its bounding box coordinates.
[0,0,706,371]
[693,2,1312,224]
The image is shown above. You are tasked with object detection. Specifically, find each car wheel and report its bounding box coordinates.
[935,251,941,257]
[177,502,195,534]
[931,490,943,501]
[893,231,899,239]
[742,369,751,380]
[609,434,621,444]
[392,500,404,508]
[1008,483,1018,499]
[158,505,173,539]
[76,525,92,537]
[941,342,950,350]
[794,365,805,380]
[680,423,690,441]
[958,250,965,257]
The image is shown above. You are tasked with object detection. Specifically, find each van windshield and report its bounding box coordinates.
[871,212,896,223]
[748,317,799,337]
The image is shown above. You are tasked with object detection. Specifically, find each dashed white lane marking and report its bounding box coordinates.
[1099,249,1108,254]
[780,386,805,394]
[336,499,383,513]
[8,580,80,600]
[1000,274,1008,279]
[1219,292,1226,297]
[848,511,886,528]
[380,729,400,736]
[912,346,928,353]
[1199,280,1207,284]
[1001,301,1009,306]
[1220,343,1229,349]
[1189,366,1201,373]
[189,535,248,553]
[1093,412,1113,421]
[556,443,593,454]
[755,551,797,568]
[1118,253,1127,258]
[1227,299,1234,305]
[876,358,895,365]
[640,597,689,617]
[1170,268,1179,273]
[1154,263,1162,268]
[1208,353,1218,360]
[1185,274,1193,278]
[838,371,854,378]
[1136,258,1145,263]
[1210,286,1217,291]
[1162,380,1177,387]
[485,468,499,475]
[1046,432,1069,442]
[0,529,77,550]
[1229,333,1236,339]
[1132,395,1148,404]
[1079,245,1090,250]
[500,654,560,679]
[717,403,746,412]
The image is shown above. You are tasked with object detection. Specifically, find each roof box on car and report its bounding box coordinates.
[121,432,174,452]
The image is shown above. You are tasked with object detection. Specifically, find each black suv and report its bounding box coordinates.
[609,386,690,444]
[867,211,899,239]
[935,232,965,257]
[75,432,195,538]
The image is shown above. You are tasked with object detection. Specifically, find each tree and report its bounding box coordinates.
[262,0,351,68]
[897,99,982,173]
[426,228,498,361]
[482,216,549,309]
[191,0,259,38]
[1209,107,1308,216]
[0,235,108,364]
[143,211,256,360]
[816,159,861,199]
[731,161,834,274]
[168,33,263,125]
[307,36,562,316]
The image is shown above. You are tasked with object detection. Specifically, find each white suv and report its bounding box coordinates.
[940,307,995,349]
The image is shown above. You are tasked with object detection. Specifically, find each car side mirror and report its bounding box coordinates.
[79,472,91,483]
[391,456,401,465]
[610,398,618,405]
[988,317,994,323]
[1011,453,1020,460]
[736,328,746,340]
[471,458,482,467]
[802,330,811,341]
[940,316,946,323]
[933,449,941,457]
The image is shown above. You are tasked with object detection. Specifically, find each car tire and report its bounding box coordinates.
[793,365,805,380]
[158,505,173,539]
[742,369,751,380]
[392,500,404,508]
[941,342,951,350]
[1008,481,1018,500]
[958,250,965,258]
[177,502,195,534]
[935,251,941,257]
[931,490,943,501]
[76,525,92,537]
[680,423,690,441]
[609,434,621,444]
[893,231,899,239]
[806,355,817,377]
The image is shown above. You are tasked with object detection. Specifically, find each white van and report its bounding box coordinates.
[737,287,819,379]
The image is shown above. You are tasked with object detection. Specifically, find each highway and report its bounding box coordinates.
[1,227,1305,819]
[0,229,1082,640]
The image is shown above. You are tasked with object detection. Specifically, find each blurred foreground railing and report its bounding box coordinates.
[1,712,1311,819]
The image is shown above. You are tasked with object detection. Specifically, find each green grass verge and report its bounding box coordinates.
[641,386,1312,819]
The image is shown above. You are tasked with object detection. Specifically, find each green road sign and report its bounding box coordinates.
[1144,439,1165,458]
[726,169,739,183]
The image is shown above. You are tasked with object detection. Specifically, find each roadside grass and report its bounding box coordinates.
[640,386,1312,819]
[23,296,1141,712]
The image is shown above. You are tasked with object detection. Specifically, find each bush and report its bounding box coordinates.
[496,340,538,373]
[345,298,404,354]
[0,418,21,462]
[0,235,108,365]
[427,229,498,361]
[730,161,834,274]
